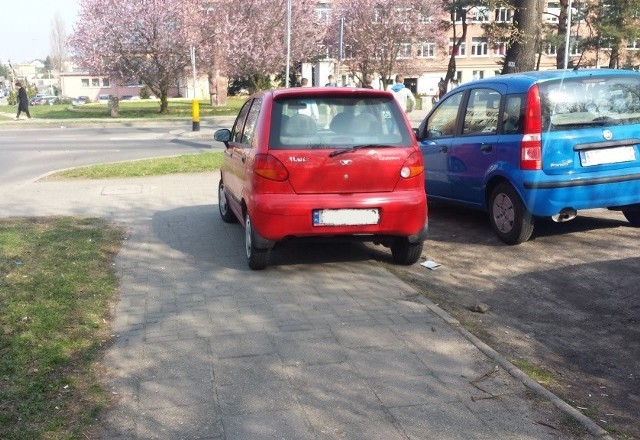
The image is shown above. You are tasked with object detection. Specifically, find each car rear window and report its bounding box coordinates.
[269,96,413,150]
[539,74,640,131]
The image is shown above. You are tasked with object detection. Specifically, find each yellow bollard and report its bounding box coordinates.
[192,99,200,131]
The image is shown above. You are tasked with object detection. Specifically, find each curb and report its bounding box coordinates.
[414,294,614,440]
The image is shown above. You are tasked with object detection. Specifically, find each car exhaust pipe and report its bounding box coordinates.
[552,208,577,223]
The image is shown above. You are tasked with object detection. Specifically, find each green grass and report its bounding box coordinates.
[0,217,124,439]
[48,152,224,179]
[511,358,559,386]
[0,96,245,120]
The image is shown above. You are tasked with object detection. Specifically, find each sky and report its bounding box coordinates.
[1,0,81,63]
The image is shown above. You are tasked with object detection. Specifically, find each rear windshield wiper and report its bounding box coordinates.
[328,144,395,158]
[552,116,620,129]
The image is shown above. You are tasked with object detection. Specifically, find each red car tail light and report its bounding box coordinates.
[400,151,424,179]
[254,154,289,181]
[521,85,542,170]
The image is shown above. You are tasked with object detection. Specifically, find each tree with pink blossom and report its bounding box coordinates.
[69,0,217,113]
[219,0,328,91]
[330,0,445,88]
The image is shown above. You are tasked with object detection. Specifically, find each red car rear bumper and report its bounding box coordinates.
[247,191,428,242]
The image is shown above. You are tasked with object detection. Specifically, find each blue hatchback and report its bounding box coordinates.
[417,68,640,244]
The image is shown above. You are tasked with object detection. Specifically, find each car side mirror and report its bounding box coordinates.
[214,128,232,148]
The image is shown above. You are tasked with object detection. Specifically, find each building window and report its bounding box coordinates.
[81,78,90,87]
[342,44,354,60]
[315,2,331,24]
[418,13,434,23]
[471,37,488,56]
[472,70,485,80]
[394,7,411,23]
[471,6,489,23]
[545,2,561,23]
[494,41,508,56]
[449,38,466,56]
[102,78,110,87]
[627,39,640,50]
[570,37,582,55]
[546,44,558,56]
[417,42,436,58]
[494,7,513,23]
[91,78,100,87]
[397,42,412,59]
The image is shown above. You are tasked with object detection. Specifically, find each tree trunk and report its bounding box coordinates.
[445,8,467,87]
[502,0,542,74]
[159,93,169,114]
[609,45,619,68]
[555,0,569,69]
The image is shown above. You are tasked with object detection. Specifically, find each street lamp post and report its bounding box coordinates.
[285,0,292,88]
[563,0,573,69]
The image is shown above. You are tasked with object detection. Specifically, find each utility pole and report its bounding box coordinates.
[563,0,573,69]
[285,0,292,88]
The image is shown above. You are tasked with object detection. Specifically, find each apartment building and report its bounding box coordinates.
[307,1,640,98]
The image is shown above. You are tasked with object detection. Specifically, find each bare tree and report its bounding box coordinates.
[49,13,68,72]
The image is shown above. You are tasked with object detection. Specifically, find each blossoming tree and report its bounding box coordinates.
[219,0,328,91]
[330,0,445,88]
[69,0,217,113]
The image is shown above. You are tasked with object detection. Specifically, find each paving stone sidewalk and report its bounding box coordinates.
[0,172,607,439]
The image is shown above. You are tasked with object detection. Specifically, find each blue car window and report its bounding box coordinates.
[462,88,502,135]
[503,95,524,134]
[539,75,640,131]
[425,91,463,138]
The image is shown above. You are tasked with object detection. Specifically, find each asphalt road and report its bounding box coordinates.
[0,123,221,196]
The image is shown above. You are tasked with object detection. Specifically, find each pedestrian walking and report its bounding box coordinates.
[15,82,31,120]
[389,75,415,113]
[325,75,337,87]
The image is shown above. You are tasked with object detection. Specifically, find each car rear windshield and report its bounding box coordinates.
[269,95,413,150]
[539,74,640,131]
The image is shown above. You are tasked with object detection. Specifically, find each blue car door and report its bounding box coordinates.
[449,87,505,206]
[418,91,464,200]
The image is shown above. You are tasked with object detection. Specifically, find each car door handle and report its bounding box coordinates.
[480,144,493,152]
[439,146,448,153]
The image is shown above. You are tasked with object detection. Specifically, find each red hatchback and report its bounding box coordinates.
[214,87,428,269]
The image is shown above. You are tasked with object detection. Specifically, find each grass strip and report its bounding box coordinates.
[0,97,245,120]
[48,151,224,179]
[0,217,124,439]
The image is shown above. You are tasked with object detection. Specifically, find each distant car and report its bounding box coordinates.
[120,95,140,101]
[416,68,640,244]
[30,95,57,105]
[214,87,428,270]
[97,94,111,104]
[72,96,91,105]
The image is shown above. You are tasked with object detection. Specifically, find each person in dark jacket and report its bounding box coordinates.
[15,82,31,120]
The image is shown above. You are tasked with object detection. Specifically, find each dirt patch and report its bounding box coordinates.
[391,202,640,440]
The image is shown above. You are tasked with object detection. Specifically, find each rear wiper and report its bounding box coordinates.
[328,144,394,158]
[553,118,619,129]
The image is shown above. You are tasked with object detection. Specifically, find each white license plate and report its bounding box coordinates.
[580,146,636,167]
[313,209,380,226]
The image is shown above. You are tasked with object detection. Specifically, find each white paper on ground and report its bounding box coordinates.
[420,260,441,270]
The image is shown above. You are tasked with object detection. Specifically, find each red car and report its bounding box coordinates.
[214,87,428,270]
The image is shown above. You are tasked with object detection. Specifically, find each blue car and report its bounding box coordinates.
[417,68,640,244]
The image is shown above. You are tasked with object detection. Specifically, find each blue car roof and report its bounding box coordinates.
[458,68,640,93]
